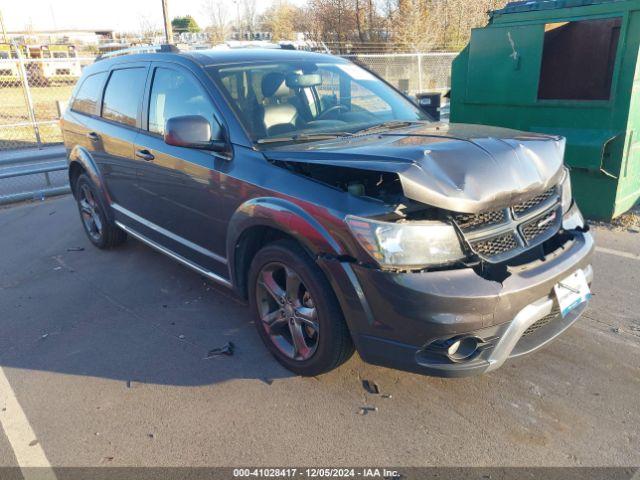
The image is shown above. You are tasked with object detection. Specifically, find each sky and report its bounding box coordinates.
[1,0,297,33]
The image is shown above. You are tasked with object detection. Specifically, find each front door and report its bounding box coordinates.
[132,64,230,276]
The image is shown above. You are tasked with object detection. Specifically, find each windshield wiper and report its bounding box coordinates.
[256,132,353,145]
[352,120,422,135]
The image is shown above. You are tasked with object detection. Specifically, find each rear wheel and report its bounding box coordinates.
[249,240,354,376]
[75,173,126,249]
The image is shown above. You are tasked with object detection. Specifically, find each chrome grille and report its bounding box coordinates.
[454,209,506,231]
[521,209,560,243]
[470,232,519,258]
[523,306,561,337]
[451,186,562,263]
[512,187,557,218]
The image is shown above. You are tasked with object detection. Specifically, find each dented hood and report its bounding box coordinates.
[263,122,566,213]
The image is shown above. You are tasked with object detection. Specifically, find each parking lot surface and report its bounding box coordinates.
[0,196,639,468]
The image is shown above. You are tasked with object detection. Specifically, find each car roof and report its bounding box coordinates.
[85,48,347,75]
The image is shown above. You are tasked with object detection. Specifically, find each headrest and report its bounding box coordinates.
[262,72,289,98]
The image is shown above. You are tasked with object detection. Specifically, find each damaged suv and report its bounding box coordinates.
[62,47,594,377]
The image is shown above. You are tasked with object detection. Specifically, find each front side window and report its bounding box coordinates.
[209,60,428,141]
[538,17,621,101]
[148,67,218,136]
[101,67,147,127]
[71,71,108,116]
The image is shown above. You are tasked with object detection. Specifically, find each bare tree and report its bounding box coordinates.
[242,0,258,38]
[202,0,232,43]
[259,1,303,41]
[138,14,162,44]
[258,0,508,52]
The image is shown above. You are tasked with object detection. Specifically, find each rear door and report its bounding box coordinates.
[96,63,149,212]
[61,70,108,165]
[132,63,230,274]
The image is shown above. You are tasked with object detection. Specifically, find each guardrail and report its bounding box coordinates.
[0,146,70,205]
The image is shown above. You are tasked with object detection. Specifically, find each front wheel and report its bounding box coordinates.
[248,240,354,376]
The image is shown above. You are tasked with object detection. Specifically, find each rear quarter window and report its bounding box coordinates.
[71,72,107,116]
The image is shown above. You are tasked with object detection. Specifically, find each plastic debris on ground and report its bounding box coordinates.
[362,379,380,395]
[204,341,235,359]
[357,406,378,415]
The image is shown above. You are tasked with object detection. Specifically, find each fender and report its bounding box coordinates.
[68,146,109,200]
[68,146,116,222]
[226,196,377,340]
[226,196,347,285]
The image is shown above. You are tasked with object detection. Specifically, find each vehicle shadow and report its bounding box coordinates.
[0,196,296,387]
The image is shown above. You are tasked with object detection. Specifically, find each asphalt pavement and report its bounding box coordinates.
[0,195,638,469]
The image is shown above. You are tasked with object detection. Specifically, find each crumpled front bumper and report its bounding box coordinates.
[318,226,594,378]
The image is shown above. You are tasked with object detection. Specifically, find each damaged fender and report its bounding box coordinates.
[226,197,347,278]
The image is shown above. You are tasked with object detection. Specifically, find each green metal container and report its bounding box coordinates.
[450,0,640,220]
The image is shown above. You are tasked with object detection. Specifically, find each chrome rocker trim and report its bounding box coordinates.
[115,220,233,288]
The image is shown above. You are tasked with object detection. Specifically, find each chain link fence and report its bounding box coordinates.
[343,52,456,96]
[0,56,93,151]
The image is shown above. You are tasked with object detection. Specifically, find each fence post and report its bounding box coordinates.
[13,42,42,149]
[417,54,423,93]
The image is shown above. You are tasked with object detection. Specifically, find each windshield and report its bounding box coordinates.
[207,59,429,143]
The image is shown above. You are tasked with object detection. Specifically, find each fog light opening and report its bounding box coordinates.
[447,340,461,356]
[447,336,479,362]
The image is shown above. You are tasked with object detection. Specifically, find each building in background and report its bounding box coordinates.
[7,29,114,46]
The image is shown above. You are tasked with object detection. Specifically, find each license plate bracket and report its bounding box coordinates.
[554,269,591,317]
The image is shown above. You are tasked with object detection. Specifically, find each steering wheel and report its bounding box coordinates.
[317,104,348,120]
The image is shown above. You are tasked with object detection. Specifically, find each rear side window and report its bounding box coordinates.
[148,67,218,135]
[101,68,147,127]
[71,72,107,115]
[538,18,621,101]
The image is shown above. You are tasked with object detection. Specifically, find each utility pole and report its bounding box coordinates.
[0,8,9,43]
[161,0,173,44]
[234,0,241,40]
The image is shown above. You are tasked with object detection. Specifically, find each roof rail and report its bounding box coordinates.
[212,41,283,50]
[95,44,179,62]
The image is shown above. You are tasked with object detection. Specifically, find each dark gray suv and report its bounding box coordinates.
[61,46,594,377]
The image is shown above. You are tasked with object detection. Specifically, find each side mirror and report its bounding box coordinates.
[164,115,227,152]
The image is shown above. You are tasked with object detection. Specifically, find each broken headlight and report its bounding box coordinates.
[346,215,466,269]
[560,168,572,214]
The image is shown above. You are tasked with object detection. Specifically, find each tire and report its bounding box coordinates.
[74,173,127,249]
[248,239,354,376]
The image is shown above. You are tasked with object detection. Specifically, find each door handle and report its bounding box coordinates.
[135,149,155,161]
[87,132,99,142]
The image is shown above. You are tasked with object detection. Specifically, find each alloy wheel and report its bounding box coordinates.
[255,262,320,361]
[78,183,103,241]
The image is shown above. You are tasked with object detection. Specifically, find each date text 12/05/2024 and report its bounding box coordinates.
[233,468,402,478]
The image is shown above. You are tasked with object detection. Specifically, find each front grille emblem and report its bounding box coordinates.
[537,210,557,228]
